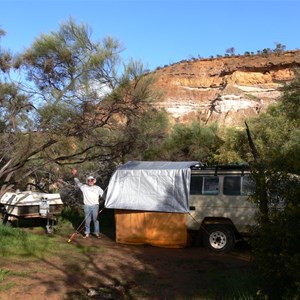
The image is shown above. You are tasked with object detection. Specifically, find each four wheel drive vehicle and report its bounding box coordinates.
[0,191,64,233]
[187,164,257,253]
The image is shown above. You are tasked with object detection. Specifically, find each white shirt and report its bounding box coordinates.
[74,178,104,205]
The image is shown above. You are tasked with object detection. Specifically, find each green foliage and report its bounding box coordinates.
[214,127,251,164]
[273,42,286,55]
[249,172,300,299]
[22,18,121,94]
[279,69,300,121]
[0,18,168,195]
[246,71,300,299]
[118,108,169,162]
[58,206,84,232]
[19,18,165,169]
[243,72,300,174]
[225,47,235,56]
[213,69,300,299]
[256,108,300,173]
[0,82,33,132]
[21,18,123,134]
[147,122,222,163]
[0,269,12,282]
[0,30,12,73]
[204,268,258,300]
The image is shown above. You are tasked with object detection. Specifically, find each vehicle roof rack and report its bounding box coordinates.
[191,164,249,176]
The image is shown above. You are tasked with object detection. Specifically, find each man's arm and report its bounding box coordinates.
[72,168,84,188]
[98,186,104,197]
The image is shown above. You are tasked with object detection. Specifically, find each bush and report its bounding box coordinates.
[250,172,300,299]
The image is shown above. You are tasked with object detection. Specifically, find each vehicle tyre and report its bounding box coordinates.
[202,225,235,253]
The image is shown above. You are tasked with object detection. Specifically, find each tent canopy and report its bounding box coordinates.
[105,161,199,213]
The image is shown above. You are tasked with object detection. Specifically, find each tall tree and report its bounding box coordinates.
[0,20,164,196]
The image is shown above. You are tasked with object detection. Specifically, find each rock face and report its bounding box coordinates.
[152,50,300,127]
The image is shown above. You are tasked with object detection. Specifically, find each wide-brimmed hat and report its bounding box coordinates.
[86,175,96,183]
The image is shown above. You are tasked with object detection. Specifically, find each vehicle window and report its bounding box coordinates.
[223,175,255,195]
[190,176,203,194]
[223,176,241,195]
[241,175,256,195]
[190,176,219,195]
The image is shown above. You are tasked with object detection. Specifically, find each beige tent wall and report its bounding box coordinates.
[115,210,187,248]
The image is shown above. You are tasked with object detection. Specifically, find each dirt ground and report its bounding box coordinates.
[0,230,253,300]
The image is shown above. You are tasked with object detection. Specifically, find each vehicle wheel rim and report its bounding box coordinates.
[209,230,227,249]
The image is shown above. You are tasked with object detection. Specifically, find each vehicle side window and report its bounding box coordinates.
[241,175,256,195]
[223,175,255,195]
[223,176,241,195]
[190,176,219,195]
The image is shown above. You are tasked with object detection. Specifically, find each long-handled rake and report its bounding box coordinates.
[67,207,105,243]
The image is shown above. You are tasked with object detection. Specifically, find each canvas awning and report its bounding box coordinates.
[105,161,199,213]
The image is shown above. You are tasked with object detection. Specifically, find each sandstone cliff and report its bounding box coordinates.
[152,50,300,127]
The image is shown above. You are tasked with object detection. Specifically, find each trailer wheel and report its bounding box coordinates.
[46,225,54,234]
[202,225,235,253]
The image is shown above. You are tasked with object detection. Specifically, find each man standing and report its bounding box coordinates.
[71,168,104,238]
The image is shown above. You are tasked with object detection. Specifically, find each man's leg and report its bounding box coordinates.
[84,205,92,237]
[92,204,100,235]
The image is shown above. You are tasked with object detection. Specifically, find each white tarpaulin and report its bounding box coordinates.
[105,161,199,213]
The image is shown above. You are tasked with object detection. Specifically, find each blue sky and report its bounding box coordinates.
[0,0,299,71]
